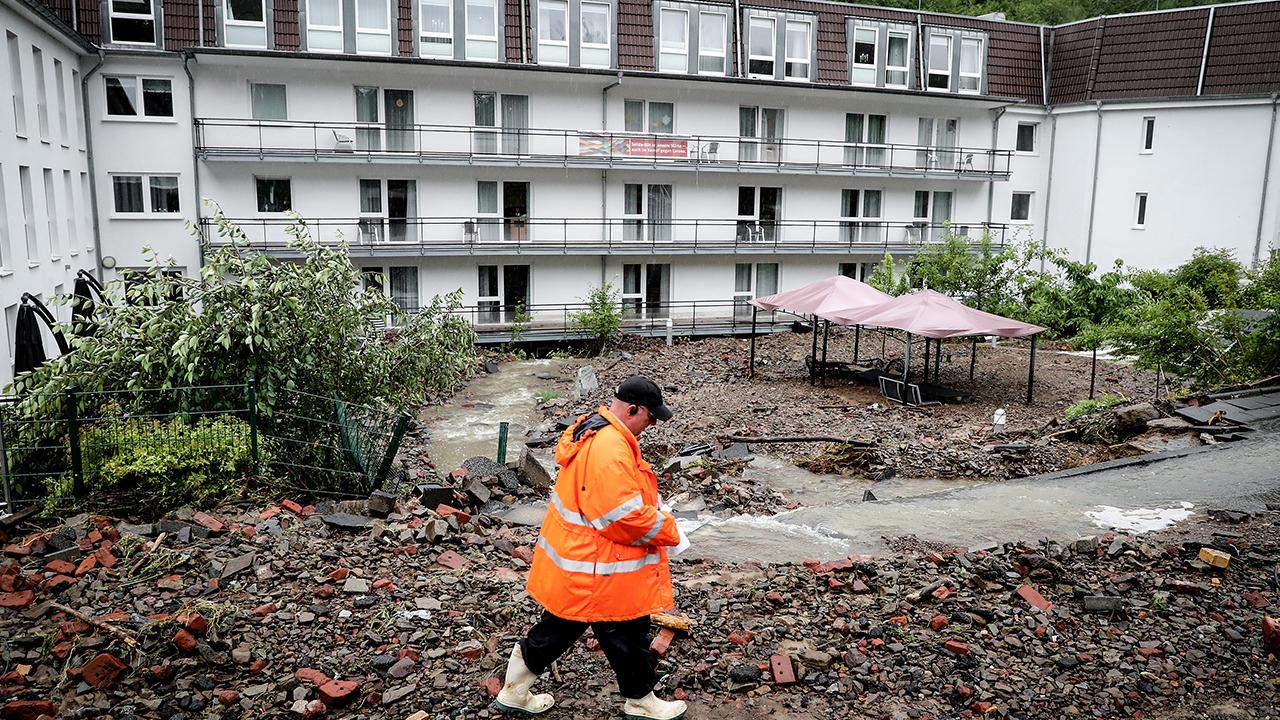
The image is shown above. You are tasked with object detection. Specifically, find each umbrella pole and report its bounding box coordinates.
[903,332,912,382]
[969,337,977,381]
[922,337,931,383]
[934,337,942,385]
[810,314,819,386]
[1026,334,1038,405]
[1089,345,1097,399]
[820,320,830,387]
[749,306,758,379]
[853,325,861,364]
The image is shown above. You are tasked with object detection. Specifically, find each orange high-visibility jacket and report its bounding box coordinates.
[525,407,682,623]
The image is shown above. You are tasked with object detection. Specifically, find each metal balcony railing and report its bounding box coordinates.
[193,118,1014,179]
[200,216,1009,255]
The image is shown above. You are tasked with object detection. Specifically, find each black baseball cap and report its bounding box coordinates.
[615,376,673,422]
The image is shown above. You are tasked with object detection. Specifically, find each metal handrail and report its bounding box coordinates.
[434,298,797,334]
[192,117,1015,177]
[199,216,1010,253]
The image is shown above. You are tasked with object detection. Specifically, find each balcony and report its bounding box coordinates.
[201,216,1010,256]
[193,119,1013,180]
[452,299,794,343]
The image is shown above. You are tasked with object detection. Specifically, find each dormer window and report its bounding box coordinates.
[533,0,614,68]
[659,8,689,72]
[923,26,988,94]
[465,0,500,61]
[743,9,814,82]
[538,0,569,64]
[848,20,916,89]
[581,2,612,68]
[783,20,810,81]
[747,16,774,77]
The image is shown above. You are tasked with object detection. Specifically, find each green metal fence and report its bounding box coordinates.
[0,380,411,516]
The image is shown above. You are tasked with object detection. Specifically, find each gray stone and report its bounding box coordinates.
[575,364,599,399]
[117,522,155,537]
[413,484,457,508]
[387,657,415,679]
[221,553,257,580]
[1074,536,1099,554]
[342,577,371,593]
[231,646,252,664]
[381,685,415,705]
[243,684,271,698]
[712,442,753,460]
[662,456,701,474]
[1084,596,1124,612]
[463,478,492,506]
[322,513,370,530]
[518,448,554,489]
[367,491,397,518]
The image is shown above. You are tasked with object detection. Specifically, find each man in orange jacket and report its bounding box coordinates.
[496,375,687,720]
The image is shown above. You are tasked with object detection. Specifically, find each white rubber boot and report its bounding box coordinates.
[494,645,554,715]
[622,692,687,720]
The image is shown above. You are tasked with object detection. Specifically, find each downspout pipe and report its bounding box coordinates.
[1040,113,1058,272]
[1253,92,1279,266]
[1084,100,1104,265]
[986,106,1008,226]
[600,72,622,285]
[518,0,528,62]
[81,49,105,282]
[733,0,742,76]
[184,52,205,271]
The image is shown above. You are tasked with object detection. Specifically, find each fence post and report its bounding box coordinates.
[246,374,260,477]
[497,421,510,464]
[65,387,83,499]
[376,411,412,486]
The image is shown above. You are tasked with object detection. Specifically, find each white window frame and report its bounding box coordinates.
[733,262,778,318]
[250,82,288,120]
[54,59,68,146]
[108,0,158,45]
[746,15,775,79]
[8,33,25,138]
[62,170,76,254]
[355,0,394,55]
[623,99,674,134]
[419,0,454,57]
[958,37,982,94]
[72,69,84,148]
[32,47,48,142]
[885,30,911,89]
[1015,122,1037,154]
[580,1,612,69]
[1141,116,1155,153]
[658,8,689,74]
[42,169,58,259]
[224,0,269,49]
[1134,193,1148,229]
[537,0,570,66]
[697,11,726,76]
[783,19,811,81]
[103,75,174,121]
[18,166,36,265]
[850,25,877,86]
[109,173,181,217]
[465,0,500,61]
[0,164,9,269]
[474,180,500,242]
[1010,191,1033,223]
[840,188,883,244]
[927,33,951,91]
[306,0,345,53]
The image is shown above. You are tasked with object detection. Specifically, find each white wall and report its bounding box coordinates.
[0,2,96,387]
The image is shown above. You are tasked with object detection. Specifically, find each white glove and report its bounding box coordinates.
[659,496,691,556]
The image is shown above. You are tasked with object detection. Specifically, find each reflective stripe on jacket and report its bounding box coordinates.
[525,407,681,623]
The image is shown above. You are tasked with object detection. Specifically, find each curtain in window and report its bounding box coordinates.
[149,176,179,213]
[113,176,143,212]
[647,185,672,243]
[390,267,419,312]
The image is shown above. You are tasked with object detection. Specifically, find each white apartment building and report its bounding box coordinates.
[2,0,1279,382]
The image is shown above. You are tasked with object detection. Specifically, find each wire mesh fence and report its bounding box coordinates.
[0,379,411,517]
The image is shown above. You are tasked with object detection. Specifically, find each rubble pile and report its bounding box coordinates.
[659,448,791,517]
[2,496,1277,719]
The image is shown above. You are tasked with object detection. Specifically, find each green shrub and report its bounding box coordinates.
[572,283,623,354]
[44,415,263,516]
[1064,393,1126,421]
[534,389,560,403]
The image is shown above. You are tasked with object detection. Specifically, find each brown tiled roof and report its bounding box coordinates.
[1090,9,1207,99]
[1202,2,1280,95]
[398,0,414,56]
[164,0,201,49]
[504,0,527,63]
[1047,21,1095,104]
[42,0,74,27]
[204,0,219,45]
[274,0,301,51]
[77,0,99,43]
[618,0,655,70]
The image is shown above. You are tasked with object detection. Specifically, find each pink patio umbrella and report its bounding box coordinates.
[832,289,1046,404]
[746,276,894,383]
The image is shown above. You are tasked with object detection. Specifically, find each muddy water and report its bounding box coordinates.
[418,360,568,475]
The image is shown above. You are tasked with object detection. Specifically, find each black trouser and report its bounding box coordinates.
[520,610,657,700]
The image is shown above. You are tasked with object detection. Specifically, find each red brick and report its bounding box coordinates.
[436,504,471,524]
[372,578,394,590]
[889,615,909,625]
[650,628,676,657]
[147,664,175,681]
[328,567,349,581]
[512,546,535,564]
[450,467,469,480]
[173,628,198,652]
[851,579,871,594]
[673,688,688,700]
[1,699,60,720]
[391,545,417,556]
[2,543,36,559]
[826,577,845,590]
[0,591,34,609]
[87,530,103,544]
[318,679,359,706]
[258,506,282,522]
[295,668,331,686]
[217,690,240,706]
[250,659,268,673]
[727,631,751,646]
[281,499,304,515]
[924,552,945,565]
[43,560,77,575]
[1242,592,1270,608]
[191,511,225,533]
[315,584,336,599]
[94,546,118,569]
[81,653,127,689]
[972,701,995,714]
[930,614,949,631]
[1264,616,1280,653]
[436,551,468,570]
[769,654,796,685]
[240,525,257,539]
[1135,647,1164,659]
[252,602,278,617]
[74,556,98,577]
[481,676,502,697]
[43,575,76,593]
[943,640,970,655]
[304,700,327,718]
[50,641,73,659]
[180,611,209,637]
[765,591,786,606]
[456,642,485,661]
[397,648,421,663]
[0,571,15,593]
[1015,585,1054,612]
[931,585,953,601]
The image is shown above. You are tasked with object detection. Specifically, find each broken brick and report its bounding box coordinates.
[650,628,676,657]
[1135,647,1164,659]
[436,550,468,570]
[252,602,278,617]
[81,653,127,689]
[328,567,350,581]
[931,585,953,601]
[296,668,331,686]
[769,654,796,685]
[1,699,60,720]
[727,631,751,646]
[217,690,241,706]
[179,612,209,637]
[1015,585,1054,612]
[943,640,970,655]
[281,499,304,515]
[1261,616,1279,653]
[191,511,226,533]
[1197,547,1230,569]
[436,504,471,524]
[0,591,35,609]
[971,701,995,714]
[930,614,950,631]
[481,676,502,697]
[74,556,98,577]
[173,628,198,652]
[450,467,469,480]
[318,679,360,706]
[93,546,118,569]
[372,578,395,590]
[42,575,75,593]
[43,560,77,576]
[512,546,535,564]
[258,506,282,522]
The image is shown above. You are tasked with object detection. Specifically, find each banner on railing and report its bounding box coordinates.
[578,132,689,159]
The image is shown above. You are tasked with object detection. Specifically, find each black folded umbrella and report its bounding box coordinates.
[14,304,47,377]
[72,277,97,337]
